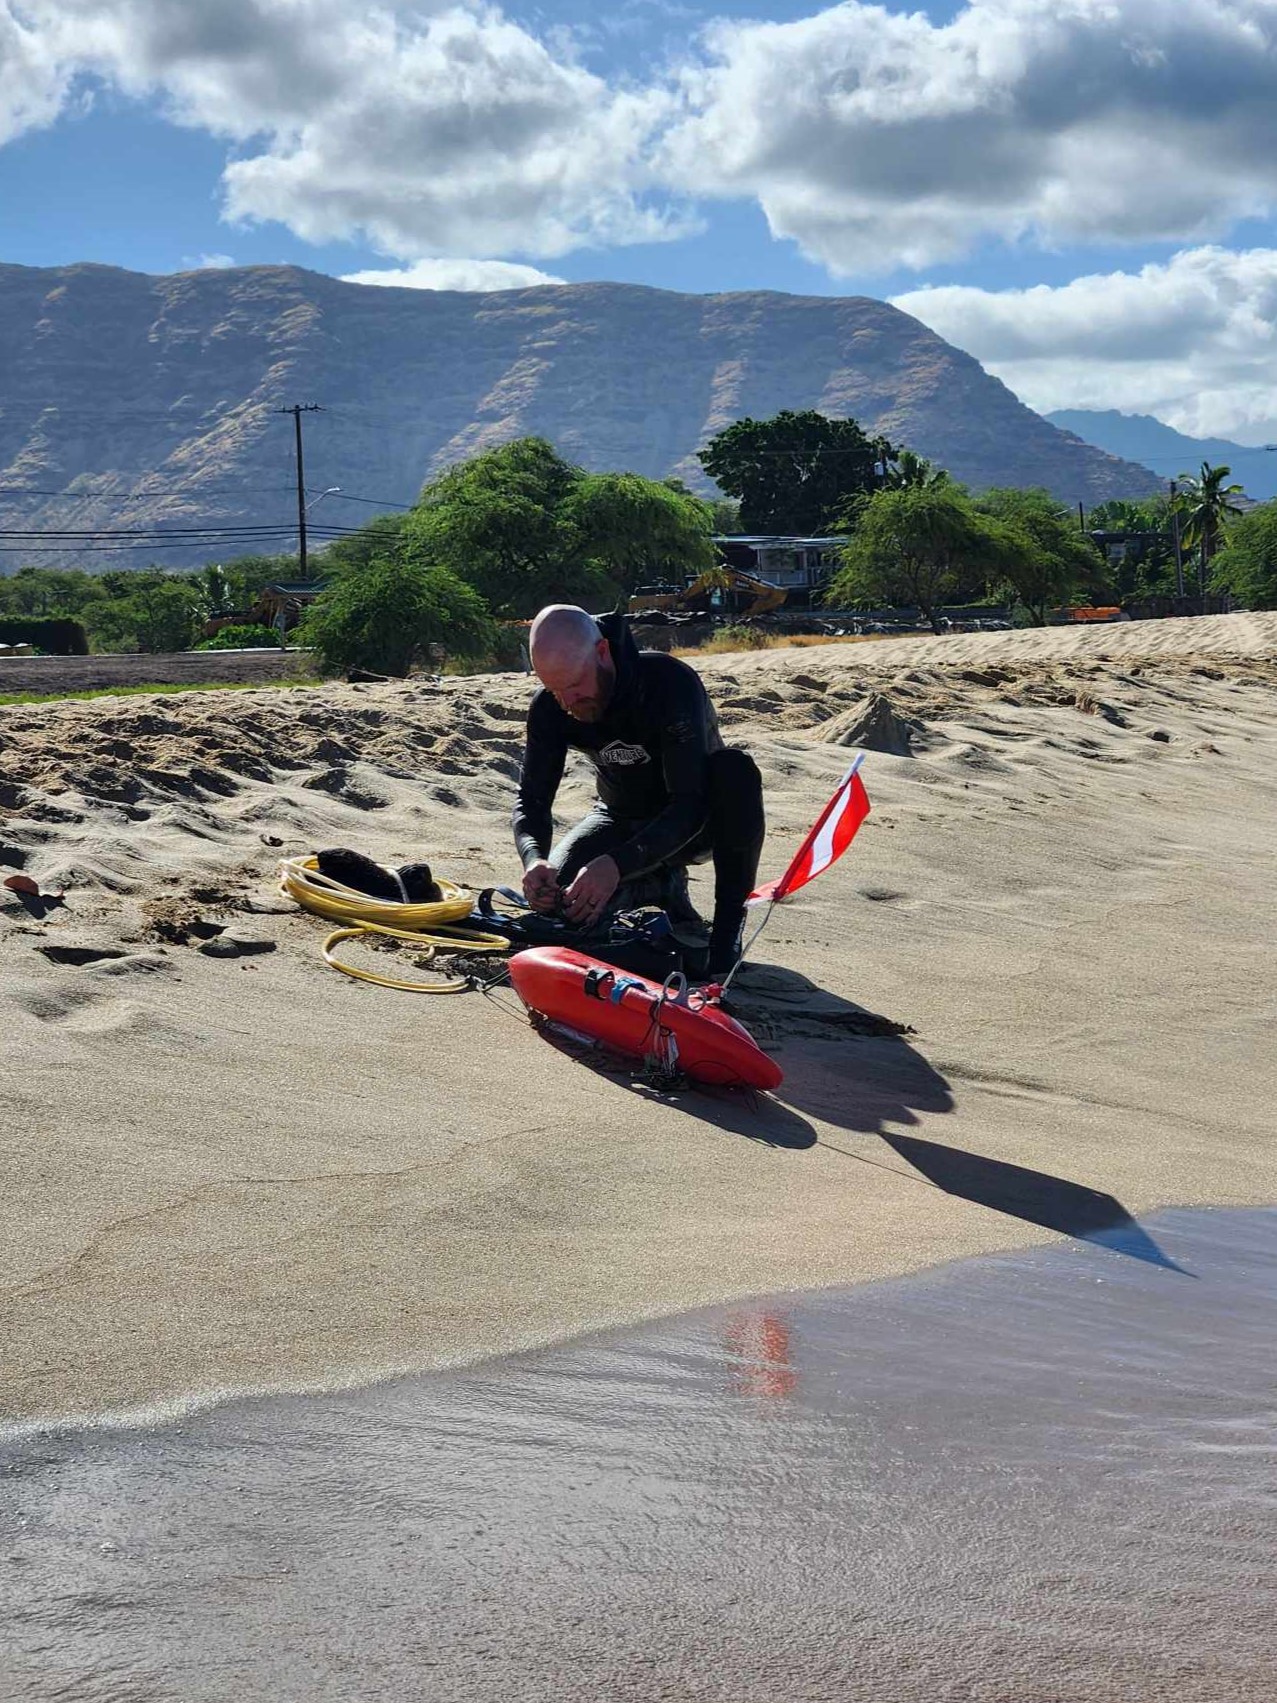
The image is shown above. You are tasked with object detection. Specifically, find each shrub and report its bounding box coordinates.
[717,623,773,649]
[0,617,90,656]
[298,556,495,677]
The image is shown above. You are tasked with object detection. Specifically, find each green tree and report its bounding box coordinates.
[405,438,603,618]
[312,513,406,578]
[975,488,1104,624]
[698,410,895,534]
[663,480,741,535]
[192,564,236,621]
[563,472,717,594]
[1209,501,1277,609]
[217,552,301,611]
[1173,462,1246,593]
[403,438,716,618]
[883,448,951,491]
[825,485,1004,632]
[299,556,494,677]
[83,572,203,653]
[1086,497,1178,599]
[0,566,103,618]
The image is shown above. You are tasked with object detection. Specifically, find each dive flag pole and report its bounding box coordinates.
[719,755,872,994]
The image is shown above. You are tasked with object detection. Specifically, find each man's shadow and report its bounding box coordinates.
[596,960,1184,1274]
[723,959,952,1144]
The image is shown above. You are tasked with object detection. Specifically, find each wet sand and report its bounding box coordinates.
[3,1205,1274,1702]
[1,612,1276,1423]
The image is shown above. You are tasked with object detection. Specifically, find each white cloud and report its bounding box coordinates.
[662,0,1277,274]
[9,0,684,261]
[181,252,237,270]
[891,247,1277,439]
[341,258,565,290]
[7,0,1277,283]
[0,2,72,145]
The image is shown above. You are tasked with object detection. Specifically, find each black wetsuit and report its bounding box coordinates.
[512,613,765,967]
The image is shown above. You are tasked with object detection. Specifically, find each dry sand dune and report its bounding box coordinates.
[2,611,1276,1425]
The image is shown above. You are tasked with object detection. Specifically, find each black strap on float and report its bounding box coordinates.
[583,966,647,1005]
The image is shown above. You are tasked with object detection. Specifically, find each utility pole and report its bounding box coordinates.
[275,404,323,578]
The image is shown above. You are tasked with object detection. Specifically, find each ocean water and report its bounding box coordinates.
[2,1207,1276,1702]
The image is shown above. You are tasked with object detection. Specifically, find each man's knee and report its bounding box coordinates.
[550,812,624,883]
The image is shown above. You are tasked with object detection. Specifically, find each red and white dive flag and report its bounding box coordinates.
[747,755,871,905]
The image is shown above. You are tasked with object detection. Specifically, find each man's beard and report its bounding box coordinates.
[566,698,605,722]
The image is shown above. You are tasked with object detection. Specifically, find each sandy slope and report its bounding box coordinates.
[2,611,1276,1425]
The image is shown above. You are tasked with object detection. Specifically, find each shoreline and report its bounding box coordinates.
[1,1194,1266,1444]
[6,1204,1275,1702]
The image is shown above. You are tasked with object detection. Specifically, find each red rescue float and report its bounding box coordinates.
[508,946,783,1092]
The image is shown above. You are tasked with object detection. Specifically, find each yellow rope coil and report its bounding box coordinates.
[278,856,512,993]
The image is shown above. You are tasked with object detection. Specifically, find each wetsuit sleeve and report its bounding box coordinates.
[512,694,567,868]
[610,667,712,879]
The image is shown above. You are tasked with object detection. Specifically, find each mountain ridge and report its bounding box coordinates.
[0,262,1162,571]
[1046,408,1277,502]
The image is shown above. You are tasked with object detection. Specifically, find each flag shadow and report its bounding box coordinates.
[726,965,1184,1272]
[879,1132,1190,1275]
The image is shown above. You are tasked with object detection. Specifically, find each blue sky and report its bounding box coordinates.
[4,0,1277,440]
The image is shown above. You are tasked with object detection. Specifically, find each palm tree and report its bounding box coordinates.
[1173,462,1245,596]
[886,448,950,490]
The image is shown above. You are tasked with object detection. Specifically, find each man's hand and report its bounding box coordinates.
[522,859,561,913]
[562,855,620,927]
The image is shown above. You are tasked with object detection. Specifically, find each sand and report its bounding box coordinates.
[2,610,1276,1428]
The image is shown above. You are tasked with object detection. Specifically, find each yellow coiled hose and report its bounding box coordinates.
[278,856,512,993]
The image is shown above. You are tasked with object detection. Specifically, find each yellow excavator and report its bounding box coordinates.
[628,566,787,620]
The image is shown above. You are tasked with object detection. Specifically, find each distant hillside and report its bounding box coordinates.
[1046,409,1277,502]
[0,262,1162,571]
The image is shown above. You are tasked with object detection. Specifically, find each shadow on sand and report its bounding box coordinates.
[731,963,1185,1272]
[535,958,1184,1274]
[880,1132,1190,1275]
[0,885,65,921]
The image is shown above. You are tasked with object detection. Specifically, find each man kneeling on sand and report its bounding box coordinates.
[512,604,766,979]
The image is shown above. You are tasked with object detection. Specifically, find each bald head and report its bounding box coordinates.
[529,605,601,665]
[529,604,616,722]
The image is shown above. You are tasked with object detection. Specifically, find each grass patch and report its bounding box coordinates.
[0,677,322,707]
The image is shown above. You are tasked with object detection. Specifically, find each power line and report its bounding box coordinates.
[0,524,333,540]
[323,491,414,510]
[0,522,359,552]
[0,484,296,501]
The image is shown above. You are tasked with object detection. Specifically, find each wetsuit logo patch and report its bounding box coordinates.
[599,740,651,767]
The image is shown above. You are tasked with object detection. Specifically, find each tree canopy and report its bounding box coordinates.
[1086,497,1178,600]
[402,438,715,618]
[0,566,105,620]
[825,484,1003,632]
[698,410,894,535]
[975,488,1103,624]
[299,556,494,677]
[562,471,718,592]
[1209,501,1277,609]
[80,571,203,654]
